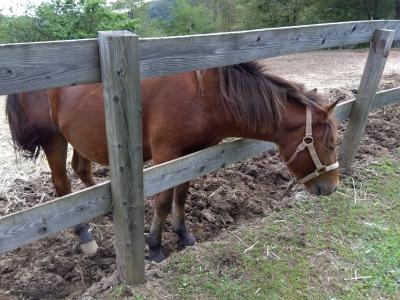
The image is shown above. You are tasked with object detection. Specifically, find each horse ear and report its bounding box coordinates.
[325,98,341,117]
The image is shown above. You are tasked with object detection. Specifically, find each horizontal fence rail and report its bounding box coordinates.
[1,86,400,253]
[1,20,400,94]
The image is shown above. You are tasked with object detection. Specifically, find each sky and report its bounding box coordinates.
[0,0,152,16]
[1,0,50,16]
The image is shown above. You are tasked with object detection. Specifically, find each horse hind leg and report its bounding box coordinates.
[71,149,96,187]
[173,182,196,247]
[42,135,98,256]
[42,134,71,197]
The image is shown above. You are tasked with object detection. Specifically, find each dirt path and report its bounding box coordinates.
[266,49,400,92]
[1,49,400,299]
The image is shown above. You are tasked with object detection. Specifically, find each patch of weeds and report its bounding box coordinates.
[108,284,131,299]
[162,155,400,299]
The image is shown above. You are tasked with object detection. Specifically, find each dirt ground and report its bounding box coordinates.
[1,49,400,299]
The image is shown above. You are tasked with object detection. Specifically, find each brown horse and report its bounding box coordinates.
[7,62,340,262]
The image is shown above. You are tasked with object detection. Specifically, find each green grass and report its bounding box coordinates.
[162,153,400,299]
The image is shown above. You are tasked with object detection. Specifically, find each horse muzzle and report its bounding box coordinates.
[305,180,338,196]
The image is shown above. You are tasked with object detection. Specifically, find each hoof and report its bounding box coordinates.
[181,232,196,247]
[80,239,99,257]
[148,248,166,263]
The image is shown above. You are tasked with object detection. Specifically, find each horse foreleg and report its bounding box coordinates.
[147,188,174,263]
[42,136,98,256]
[173,182,196,247]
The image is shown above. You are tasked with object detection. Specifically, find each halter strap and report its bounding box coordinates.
[285,106,339,184]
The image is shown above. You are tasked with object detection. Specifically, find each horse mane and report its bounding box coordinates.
[218,61,326,133]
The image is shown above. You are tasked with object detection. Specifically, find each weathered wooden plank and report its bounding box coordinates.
[334,87,400,120]
[0,182,111,253]
[139,20,400,78]
[1,87,400,254]
[335,98,355,121]
[144,139,275,197]
[340,29,395,170]
[2,20,400,94]
[372,87,400,109]
[98,31,145,284]
[0,39,100,95]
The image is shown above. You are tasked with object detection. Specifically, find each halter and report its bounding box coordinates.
[285,107,339,184]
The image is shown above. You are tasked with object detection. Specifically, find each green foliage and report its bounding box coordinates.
[0,0,398,42]
[166,0,216,35]
[316,0,396,22]
[3,0,137,42]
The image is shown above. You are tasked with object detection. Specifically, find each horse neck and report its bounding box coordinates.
[222,99,307,145]
[223,121,278,142]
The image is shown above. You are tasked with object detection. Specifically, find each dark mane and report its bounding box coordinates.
[218,61,326,132]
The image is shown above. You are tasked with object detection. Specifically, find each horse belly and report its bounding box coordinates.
[57,85,151,165]
[57,87,108,165]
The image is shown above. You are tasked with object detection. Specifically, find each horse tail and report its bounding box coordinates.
[6,94,43,159]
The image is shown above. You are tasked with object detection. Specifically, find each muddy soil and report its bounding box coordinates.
[1,49,400,299]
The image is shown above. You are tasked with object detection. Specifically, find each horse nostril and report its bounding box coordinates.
[316,187,322,196]
[333,186,338,193]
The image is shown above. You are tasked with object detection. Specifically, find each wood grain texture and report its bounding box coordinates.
[143,139,275,197]
[139,20,400,78]
[340,29,396,170]
[0,39,100,94]
[0,182,111,253]
[372,86,400,109]
[334,87,400,120]
[2,20,400,94]
[98,31,145,285]
[1,87,400,255]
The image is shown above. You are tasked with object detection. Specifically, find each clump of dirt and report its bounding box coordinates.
[1,57,400,299]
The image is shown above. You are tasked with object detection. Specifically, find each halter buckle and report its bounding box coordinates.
[316,166,327,175]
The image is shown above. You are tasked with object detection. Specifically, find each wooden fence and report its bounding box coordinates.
[1,20,400,285]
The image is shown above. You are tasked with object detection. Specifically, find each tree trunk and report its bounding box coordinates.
[362,0,372,19]
[396,0,400,19]
[394,0,400,48]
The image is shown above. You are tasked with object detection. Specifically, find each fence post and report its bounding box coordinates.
[98,31,145,285]
[340,29,395,171]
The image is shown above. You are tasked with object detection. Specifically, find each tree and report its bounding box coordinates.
[167,0,217,35]
[111,0,165,36]
[193,0,238,31]
[112,0,144,17]
[316,0,395,22]
[5,0,138,42]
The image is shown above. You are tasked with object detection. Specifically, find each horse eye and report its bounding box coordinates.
[327,144,336,151]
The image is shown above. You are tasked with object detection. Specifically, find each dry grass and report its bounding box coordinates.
[0,97,63,215]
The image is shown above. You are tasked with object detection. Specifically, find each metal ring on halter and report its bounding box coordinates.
[303,136,313,145]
